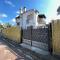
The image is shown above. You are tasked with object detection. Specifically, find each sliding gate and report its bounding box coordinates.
[23,25,52,52]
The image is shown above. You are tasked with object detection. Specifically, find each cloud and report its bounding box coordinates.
[46,0,60,24]
[16,11,20,14]
[0,13,7,18]
[16,15,19,17]
[5,0,15,7]
[9,18,16,26]
[11,18,16,23]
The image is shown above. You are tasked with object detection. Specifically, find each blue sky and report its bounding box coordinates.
[0,0,60,25]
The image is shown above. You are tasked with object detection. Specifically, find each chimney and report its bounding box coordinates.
[23,7,26,13]
[20,7,23,14]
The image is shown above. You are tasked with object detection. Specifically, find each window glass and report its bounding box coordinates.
[17,23,20,25]
[26,14,33,24]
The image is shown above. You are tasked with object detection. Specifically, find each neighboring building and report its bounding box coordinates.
[16,7,46,29]
[37,14,46,27]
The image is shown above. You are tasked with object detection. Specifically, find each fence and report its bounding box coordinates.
[2,27,22,43]
[1,20,60,55]
[52,20,60,55]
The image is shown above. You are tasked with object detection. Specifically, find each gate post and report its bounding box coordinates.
[31,26,32,46]
[48,23,53,54]
[21,27,23,43]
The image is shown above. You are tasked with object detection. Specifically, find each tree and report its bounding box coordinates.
[3,23,12,28]
[57,6,60,15]
[0,24,4,29]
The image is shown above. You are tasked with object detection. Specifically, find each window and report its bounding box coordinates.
[17,22,20,25]
[26,14,33,24]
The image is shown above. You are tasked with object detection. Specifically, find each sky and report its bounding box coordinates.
[0,0,60,25]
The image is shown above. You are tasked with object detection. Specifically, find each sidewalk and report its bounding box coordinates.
[20,43,50,55]
[20,43,60,60]
[0,40,24,60]
[0,43,17,60]
[1,34,60,60]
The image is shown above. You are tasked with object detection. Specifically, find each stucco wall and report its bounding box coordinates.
[19,10,38,29]
[52,20,60,55]
[2,27,21,43]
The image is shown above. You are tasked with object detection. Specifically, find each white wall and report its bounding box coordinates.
[21,10,38,29]
[16,9,39,29]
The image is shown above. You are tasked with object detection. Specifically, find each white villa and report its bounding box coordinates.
[16,7,46,29]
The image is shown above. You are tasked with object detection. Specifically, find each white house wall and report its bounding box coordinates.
[22,10,38,29]
[31,11,39,29]
[19,19,22,27]
[16,9,39,29]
